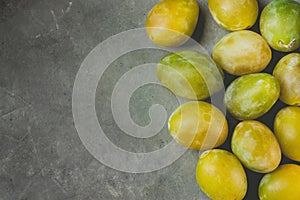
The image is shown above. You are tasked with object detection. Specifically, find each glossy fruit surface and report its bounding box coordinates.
[273,53,300,105]
[146,0,199,47]
[168,101,228,150]
[259,164,300,200]
[196,149,247,200]
[231,120,281,173]
[224,73,280,120]
[208,0,258,31]
[157,50,224,100]
[260,0,300,52]
[274,106,300,161]
[213,30,272,76]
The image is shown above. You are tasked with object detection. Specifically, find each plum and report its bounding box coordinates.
[259,164,300,200]
[157,50,224,100]
[213,30,272,76]
[208,0,258,31]
[146,0,199,47]
[168,101,228,150]
[273,53,300,105]
[224,73,280,120]
[231,120,281,173]
[260,0,300,52]
[274,106,300,162]
[196,149,247,200]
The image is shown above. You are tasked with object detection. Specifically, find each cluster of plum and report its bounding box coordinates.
[145,0,300,199]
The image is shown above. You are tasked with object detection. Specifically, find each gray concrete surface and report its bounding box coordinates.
[0,0,299,199]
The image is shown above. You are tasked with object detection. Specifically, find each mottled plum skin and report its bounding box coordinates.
[208,0,258,31]
[231,120,281,173]
[224,73,280,120]
[259,164,300,200]
[273,53,300,105]
[168,101,228,150]
[146,0,199,47]
[196,149,247,200]
[157,50,224,100]
[274,106,300,162]
[213,30,272,76]
[260,0,300,52]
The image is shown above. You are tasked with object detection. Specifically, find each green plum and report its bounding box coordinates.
[260,0,300,52]
[224,73,280,120]
[157,50,224,100]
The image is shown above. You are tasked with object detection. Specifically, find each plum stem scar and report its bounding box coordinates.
[279,39,296,49]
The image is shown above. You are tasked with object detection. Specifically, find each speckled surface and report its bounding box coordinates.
[1,0,300,200]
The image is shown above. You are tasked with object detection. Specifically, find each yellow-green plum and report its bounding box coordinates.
[213,30,272,76]
[274,106,300,161]
[259,164,300,200]
[157,50,224,100]
[224,73,280,120]
[168,101,228,150]
[208,0,258,31]
[231,120,281,173]
[146,0,199,47]
[196,149,247,200]
[273,53,300,105]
